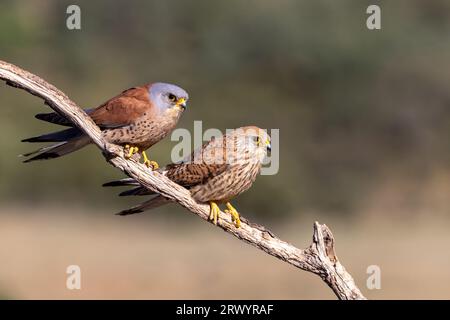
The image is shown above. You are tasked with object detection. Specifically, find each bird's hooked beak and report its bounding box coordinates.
[176,98,187,110]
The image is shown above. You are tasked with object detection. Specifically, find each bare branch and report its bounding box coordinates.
[0,59,366,300]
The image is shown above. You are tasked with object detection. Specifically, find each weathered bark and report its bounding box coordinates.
[0,59,366,300]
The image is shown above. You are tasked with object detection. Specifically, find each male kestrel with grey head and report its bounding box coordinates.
[22,82,189,168]
[104,126,272,228]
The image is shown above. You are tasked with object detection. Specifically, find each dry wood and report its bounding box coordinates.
[0,59,366,300]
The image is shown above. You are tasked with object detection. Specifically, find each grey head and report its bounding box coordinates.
[148,82,189,112]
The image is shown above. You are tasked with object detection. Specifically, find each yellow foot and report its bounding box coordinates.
[142,151,159,170]
[144,160,159,170]
[209,201,220,225]
[225,202,241,228]
[124,145,139,159]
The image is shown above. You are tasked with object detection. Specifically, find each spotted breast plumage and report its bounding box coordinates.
[104,126,272,228]
[21,82,189,168]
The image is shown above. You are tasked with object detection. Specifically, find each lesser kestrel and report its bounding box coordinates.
[22,83,189,168]
[104,126,272,228]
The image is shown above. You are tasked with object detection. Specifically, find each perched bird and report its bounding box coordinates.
[103,126,272,228]
[21,82,189,168]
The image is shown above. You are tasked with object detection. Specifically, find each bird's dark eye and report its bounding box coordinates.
[254,136,260,144]
[168,94,177,102]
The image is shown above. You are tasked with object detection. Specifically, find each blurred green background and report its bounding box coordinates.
[1,0,450,299]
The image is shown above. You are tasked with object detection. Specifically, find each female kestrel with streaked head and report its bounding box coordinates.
[104,126,272,228]
[22,82,189,169]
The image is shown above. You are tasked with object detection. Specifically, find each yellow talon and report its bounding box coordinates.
[125,145,139,159]
[142,151,159,170]
[145,160,159,170]
[209,201,220,225]
[225,202,241,228]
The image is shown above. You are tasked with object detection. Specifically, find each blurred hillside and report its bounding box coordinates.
[1,0,450,220]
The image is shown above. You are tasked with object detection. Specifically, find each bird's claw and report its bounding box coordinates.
[144,160,159,170]
[225,202,241,228]
[142,151,158,170]
[124,145,139,159]
[209,201,220,225]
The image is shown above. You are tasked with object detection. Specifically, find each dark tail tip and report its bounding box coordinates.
[21,137,39,143]
[23,153,60,163]
[116,208,144,216]
[35,113,46,121]
[119,190,131,197]
[35,112,71,126]
[118,187,147,197]
[102,181,124,187]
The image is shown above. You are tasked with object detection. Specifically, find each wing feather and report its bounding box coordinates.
[164,135,231,187]
[89,86,153,129]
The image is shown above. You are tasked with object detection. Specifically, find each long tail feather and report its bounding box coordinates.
[103,178,155,196]
[35,112,74,127]
[116,195,170,216]
[21,135,90,163]
[102,178,141,187]
[22,128,81,143]
[21,141,67,158]
[35,108,93,127]
[119,187,153,197]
